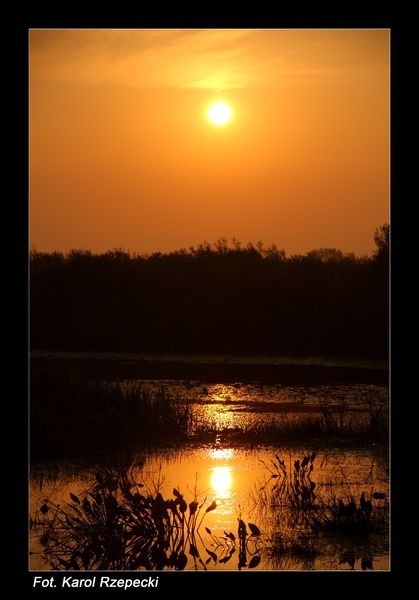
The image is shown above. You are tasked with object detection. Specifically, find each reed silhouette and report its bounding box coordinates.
[31,455,388,571]
[31,366,192,459]
[32,463,261,571]
[256,453,388,535]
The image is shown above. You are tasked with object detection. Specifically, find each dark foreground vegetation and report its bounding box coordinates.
[31,366,192,459]
[31,225,389,357]
[31,455,388,571]
[32,462,262,571]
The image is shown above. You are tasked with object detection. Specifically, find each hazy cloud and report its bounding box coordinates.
[30,29,389,91]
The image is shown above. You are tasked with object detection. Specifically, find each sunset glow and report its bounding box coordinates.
[30,29,389,255]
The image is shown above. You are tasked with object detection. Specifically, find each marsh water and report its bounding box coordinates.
[30,379,389,571]
[142,380,387,433]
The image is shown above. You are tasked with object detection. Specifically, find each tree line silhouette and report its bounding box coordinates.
[30,225,389,357]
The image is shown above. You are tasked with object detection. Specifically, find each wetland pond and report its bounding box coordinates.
[30,379,389,571]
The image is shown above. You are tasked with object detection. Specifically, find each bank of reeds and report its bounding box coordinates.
[255,453,388,544]
[31,368,192,459]
[31,364,387,459]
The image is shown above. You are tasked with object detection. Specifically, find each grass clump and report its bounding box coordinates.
[254,453,388,561]
[311,490,388,534]
[31,366,192,459]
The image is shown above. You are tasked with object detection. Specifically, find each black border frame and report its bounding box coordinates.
[14,13,403,591]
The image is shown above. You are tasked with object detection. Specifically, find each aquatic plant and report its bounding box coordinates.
[32,464,261,571]
[258,453,388,535]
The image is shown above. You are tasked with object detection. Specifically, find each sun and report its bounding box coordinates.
[207,101,233,127]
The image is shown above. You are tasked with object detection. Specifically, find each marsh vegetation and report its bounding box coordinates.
[31,365,387,459]
[31,451,388,571]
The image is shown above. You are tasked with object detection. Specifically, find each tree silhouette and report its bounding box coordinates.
[373,224,389,262]
[30,226,389,358]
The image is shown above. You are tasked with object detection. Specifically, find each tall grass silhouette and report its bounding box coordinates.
[31,367,192,458]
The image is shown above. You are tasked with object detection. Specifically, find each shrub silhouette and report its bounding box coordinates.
[30,225,389,357]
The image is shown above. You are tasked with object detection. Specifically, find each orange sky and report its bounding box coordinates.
[30,29,389,255]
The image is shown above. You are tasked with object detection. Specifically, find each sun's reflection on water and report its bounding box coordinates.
[209,448,234,460]
[206,447,236,515]
[210,466,232,498]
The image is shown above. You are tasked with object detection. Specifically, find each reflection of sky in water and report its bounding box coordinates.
[209,448,234,460]
[30,382,388,571]
[199,404,237,430]
[137,381,388,408]
[30,445,389,571]
[135,382,388,432]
